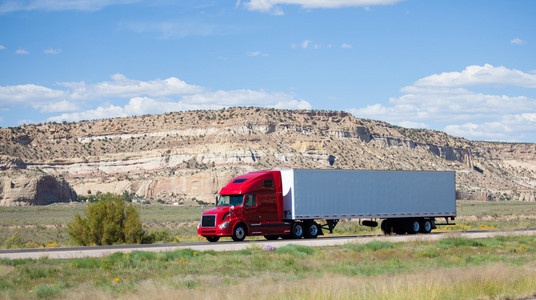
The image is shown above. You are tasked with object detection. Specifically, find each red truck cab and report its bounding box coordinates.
[197,171,290,242]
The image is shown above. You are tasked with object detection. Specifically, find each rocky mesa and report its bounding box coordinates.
[0,107,535,206]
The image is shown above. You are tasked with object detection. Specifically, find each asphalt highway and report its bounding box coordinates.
[1,228,536,260]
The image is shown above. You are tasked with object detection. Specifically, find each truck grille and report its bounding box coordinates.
[201,215,216,228]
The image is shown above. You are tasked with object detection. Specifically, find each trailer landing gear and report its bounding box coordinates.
[319,219,339,234]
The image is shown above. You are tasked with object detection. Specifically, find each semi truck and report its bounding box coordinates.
[197,169,456,242]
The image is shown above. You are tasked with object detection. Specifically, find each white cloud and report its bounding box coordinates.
[0,84,65,104]
[354,88,535,124]
[48,90,311,123]
[396,121,428,129]
[121,20,223,39]
[181,89,311,109]
[0,74,310,124]
[60,74,203,100]
[414,64,536,88]
[0,45,5,50]
[15,49,29,55]
[445,113,536,142]
[34,100,80,113]
[44,48,61,54]
[247,51,268,57]
[293,40,333,49]
[0,0,139,13]
[243,0,403,14]
[341,43,352,49]
[510,38,527,45]
[0,74,203,113]
[349,64,536,142]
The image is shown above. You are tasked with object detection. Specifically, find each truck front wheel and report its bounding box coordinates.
[291,223,304,239]
[206,236,220,242]
[232,224,247,241]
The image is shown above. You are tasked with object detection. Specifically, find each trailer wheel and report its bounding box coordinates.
[420,219,432,233]
[408,219,421,234]
[232,224,247,241]
[304,222,319,239]
[381,220,393,235]
[205,236,220,242]
[291,223,304,239]
[264,235,279,240]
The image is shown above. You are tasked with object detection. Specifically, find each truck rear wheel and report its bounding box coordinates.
[420,219,432,233]
[232,224,247,241]
[291,223,304,239]
[304,222,319,239]
[407,219,421,234]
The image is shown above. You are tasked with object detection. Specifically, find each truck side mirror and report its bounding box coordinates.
[215,196,218,206]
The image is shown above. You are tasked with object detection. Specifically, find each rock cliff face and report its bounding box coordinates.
[0,107,534,206]
[0,168,76,206]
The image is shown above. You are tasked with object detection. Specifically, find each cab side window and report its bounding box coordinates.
[245,194,256,208]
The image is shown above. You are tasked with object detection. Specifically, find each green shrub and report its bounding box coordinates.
[67,195,146,246]
[0,279,10,290]
[34,284,62,299]
[3,232,24,249]
[144,228,173,244]
[344,240,394,252]
[129,251,157,262]
[68,258,100,269]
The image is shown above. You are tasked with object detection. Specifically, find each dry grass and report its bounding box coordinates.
[61,263,536,300]
[2,236,536,299]
[3,201,536,248]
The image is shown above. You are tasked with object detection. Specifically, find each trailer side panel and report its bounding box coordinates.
[290,169,455,220]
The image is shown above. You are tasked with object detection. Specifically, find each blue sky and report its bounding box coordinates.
[0,0,535,142]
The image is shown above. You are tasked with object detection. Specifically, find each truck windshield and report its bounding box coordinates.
[217,195,244,207]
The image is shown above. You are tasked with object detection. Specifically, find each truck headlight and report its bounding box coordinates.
[219,221,229,229]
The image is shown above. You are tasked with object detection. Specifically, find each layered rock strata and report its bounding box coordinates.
[0,107,534,206]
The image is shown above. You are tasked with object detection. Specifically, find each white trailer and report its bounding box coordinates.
[280,169,456,234]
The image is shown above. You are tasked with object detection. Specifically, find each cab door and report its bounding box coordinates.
[243,194,262,234]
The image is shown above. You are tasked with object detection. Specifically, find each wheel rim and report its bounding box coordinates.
[309,224,318,236]
[424,220,432,232]
[235,227,245,239]
[412,221,420,232]
[294,224,303,236]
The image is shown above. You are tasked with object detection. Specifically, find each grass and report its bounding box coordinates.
[0,235,535,299]
[0,203,208,248]
[0,203,204,226]
[457,200,536,217]
[2,200,536,248]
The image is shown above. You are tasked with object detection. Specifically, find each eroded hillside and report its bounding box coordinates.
[1,107,535,205]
